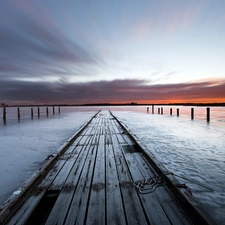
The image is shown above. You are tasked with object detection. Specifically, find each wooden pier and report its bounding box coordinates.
[0,111,217,225]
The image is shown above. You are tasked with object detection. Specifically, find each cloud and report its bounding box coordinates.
[160,0,209,36]
[150,71,179,83]
[135,20,152,40]
[1,78,225,105]
[0,1,101,82]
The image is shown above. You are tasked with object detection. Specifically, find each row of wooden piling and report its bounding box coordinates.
[2,106,60,121]
[1,105,212,122]
[147,106,211,122]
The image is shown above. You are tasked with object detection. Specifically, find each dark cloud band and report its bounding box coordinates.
[1,79,225,105]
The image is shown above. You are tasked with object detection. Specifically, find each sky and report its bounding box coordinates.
[0,0,225,105]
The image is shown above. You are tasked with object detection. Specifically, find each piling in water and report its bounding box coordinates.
[170,108,172,115]
[17,108,20,120]
[206,107,210,122]
[191,108,194,120]
[177,108,179,117]
[152,105,154,114]
[31,108,33,118]
[38,107,40,117]
[3,107,6,121]
[161,107,163,115]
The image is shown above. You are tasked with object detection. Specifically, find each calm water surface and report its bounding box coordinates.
[0,105,225,224]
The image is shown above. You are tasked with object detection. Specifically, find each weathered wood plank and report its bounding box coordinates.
[47,134,96,191]
[85,134,105,225]
[110,118,124,134]
[133,152,156,178]
[6,194,45,225]
[63,156,95,225]
[124,153,145,182]
[45,129,101,225]
[124,151,171,225]
[47,159,75,190]
[109,121,149,225]
[155,186,192,225]
[77,134,93,146]
[63,123,101,225]
[105,143,127,225]
[6,159,67,225]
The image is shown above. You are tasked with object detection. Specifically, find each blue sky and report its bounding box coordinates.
[0,0,225,104]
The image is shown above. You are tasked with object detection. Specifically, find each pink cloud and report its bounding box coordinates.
[135,20,152,40]
[162,0,209,37]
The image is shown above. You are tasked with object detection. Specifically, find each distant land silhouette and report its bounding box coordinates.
[2,102,225,107]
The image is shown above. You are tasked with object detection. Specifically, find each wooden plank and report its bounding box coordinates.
[122,150,171,224]
[63,153,96,225]
[154,186,192,225]
[111,119,134,145]
[6,159,67,225]
[45,130,101,225]
[6,194,45,225]
[77,134,93,146]
[110,118,124,134]
[84,123,97,135]
[109,122,149,225]
[48,136,94,191]
[85,134,105,225]
[105,143,127,225]
[67,136,82,147]
[122,133,135,145]
[124,153,144,182]
[47,159,75,190]
[76,118,99,146]
[63,124,101,225]
[132,152,156,178]
[115,132,126,144]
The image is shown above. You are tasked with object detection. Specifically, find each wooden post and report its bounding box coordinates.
[158,108,160,114]
[206,107,210,122]
[3,107,6,121]
[152,105,154,114]
[58,106,60,113]
[161,107,163,115]
[31,108,33,118]
[147,107,149,113]
[191,108,194,120]
[177,108,179,117]
[17,108,20,120]
[170,108,172,115]
[46,107,49,116]
[38,107,40,117]
[53,106,55,114]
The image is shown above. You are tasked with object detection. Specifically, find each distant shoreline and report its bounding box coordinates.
[1,102,225,107]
